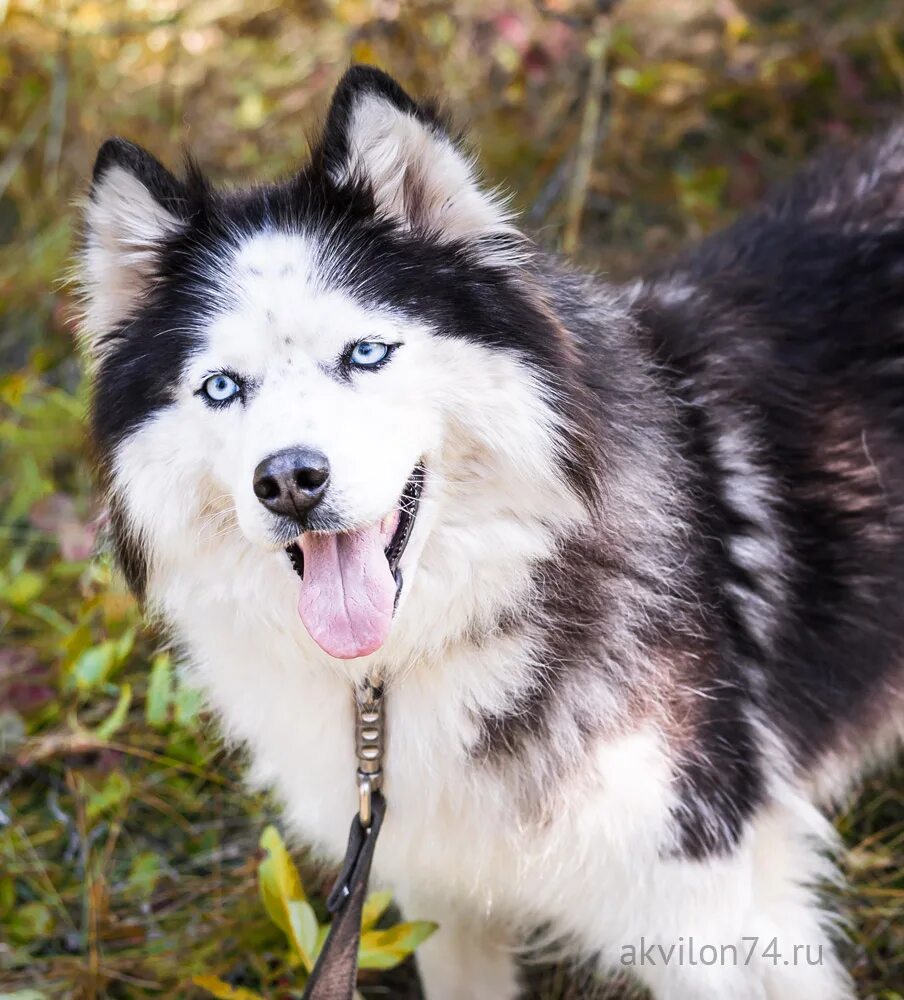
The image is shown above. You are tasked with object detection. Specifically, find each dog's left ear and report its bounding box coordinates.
[317,66,519,253]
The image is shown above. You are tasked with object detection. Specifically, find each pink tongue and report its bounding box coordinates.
[297,524,397,659]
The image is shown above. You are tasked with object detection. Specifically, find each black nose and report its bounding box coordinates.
[253,447,330,520]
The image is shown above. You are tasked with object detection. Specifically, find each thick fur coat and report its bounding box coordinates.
[79,67,904,999]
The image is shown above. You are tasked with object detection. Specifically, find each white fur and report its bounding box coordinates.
[100,240,852,998]
[334,92,524,267]
[79,165,183,354]
[85,128,855,999]
[714,423,789,654]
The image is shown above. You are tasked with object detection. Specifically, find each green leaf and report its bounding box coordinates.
[2,570,43,607]
[126,851,161,901]
[69,641,116,691]
[0,991,50,1000]
[287,899,318,969]
[357,920,438,970]
[86,770,131,821]
[173,680,202,729]
[313,921,329,960]
[114,627,135,662]
[191,976,266,1000]
[68,631,134,693]
[614,65,662,96]
[7,901,55,944]
[361,889,393,931]
[146,653,172,728]
[26,601,73,634]
[93,684,132,741]
[0,875,15,915]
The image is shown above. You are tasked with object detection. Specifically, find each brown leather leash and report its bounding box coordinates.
[302,678,386,1000]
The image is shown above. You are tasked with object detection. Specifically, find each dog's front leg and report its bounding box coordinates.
[396,890,520,1000]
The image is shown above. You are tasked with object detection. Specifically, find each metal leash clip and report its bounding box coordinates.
[355,676,384,828]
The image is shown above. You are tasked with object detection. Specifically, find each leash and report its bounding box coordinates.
[302,676,386,1000]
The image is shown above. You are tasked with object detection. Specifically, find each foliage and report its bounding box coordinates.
[192,825,435,998]
[0,1,903,998]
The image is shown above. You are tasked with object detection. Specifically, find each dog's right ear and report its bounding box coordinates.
[315,66,520,259]
[79,138,187,356]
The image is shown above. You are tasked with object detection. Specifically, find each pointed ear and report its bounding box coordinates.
[318,66,521,258]
[79,138,187,355]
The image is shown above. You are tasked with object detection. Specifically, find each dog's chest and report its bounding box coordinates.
[188,612,677,927]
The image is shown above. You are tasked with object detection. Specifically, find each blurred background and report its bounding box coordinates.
[1,1,904,997]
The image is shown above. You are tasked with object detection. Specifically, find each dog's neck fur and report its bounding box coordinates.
[136,256,713,825]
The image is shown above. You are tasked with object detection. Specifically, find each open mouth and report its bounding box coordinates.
[284,464,424,659]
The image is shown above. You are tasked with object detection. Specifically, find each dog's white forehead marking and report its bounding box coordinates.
[194,231,421,378]
[232,231,316,299]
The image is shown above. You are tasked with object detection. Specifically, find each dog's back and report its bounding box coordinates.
[637,125,904,796]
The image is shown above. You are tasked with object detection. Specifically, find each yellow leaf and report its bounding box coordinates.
[237,93,267,129]
[0,372,29,406]
[191,975,266,1000]
[72,2,105,30]
[3,571,43,607]
[725,13,751,44]
[361,889,392,931]
[258,825,310,959]
[358,920,438,970]
[351,42,383,67]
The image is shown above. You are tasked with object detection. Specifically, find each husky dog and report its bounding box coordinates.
[78,66,904,999]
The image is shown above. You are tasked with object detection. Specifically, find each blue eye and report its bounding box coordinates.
[348,341,390,368]
[201,373,241,403]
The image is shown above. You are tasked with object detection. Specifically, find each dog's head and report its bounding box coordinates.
[80,67,597,662]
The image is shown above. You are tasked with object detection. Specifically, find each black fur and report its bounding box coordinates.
[87,68,904,859]
[314,64,454,178]
[89,69,599,596]
[638,130,904,774]
[472,127,904,854]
